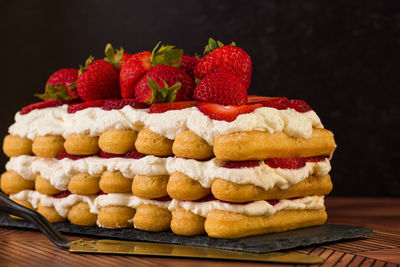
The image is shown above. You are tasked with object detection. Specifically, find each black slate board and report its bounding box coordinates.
[0,215,373,253]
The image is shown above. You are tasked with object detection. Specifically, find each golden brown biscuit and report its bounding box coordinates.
[214,129,336,161]
[211,175,333,202]
[99,129,138,154]
[167,172,210,200]
[135,128,173,156]
[170,208,206,236]
[37,203,66,223]
[132,175,168,199]
[97,206,135,229]
[9,199,34,220]
[0,171,34,194]
[205,208,327,238]
[132,204,171,232]
[64,134,99,155]
[3,135,33,157]
[68,173,100,195]
[99,170,132,193]
[67,202,97,226]
[32,135,65,158]
[172,130,214,160]
[35,174,61,195]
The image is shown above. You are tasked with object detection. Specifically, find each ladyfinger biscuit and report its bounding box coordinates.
[132,175,168,199]
[172,130,214,160]
[170,208,206,236]
[98,129,138,154]
[211,175,333,202]
[214,128,336,161]
[3,135,33,157]
[97,206,135,229]
[132,204,171,232]
[99,170,132,193]
[205,209,327,238]
[37,203,66,223]
[68,173,100,195]
[64,134,99,155]
[0,171,34,194]
[68,202,97,226]
[167,172,210,201]
[9,199,34,220]
[135,128,173,156]
[35,174,61,195]
[32,135,65,158]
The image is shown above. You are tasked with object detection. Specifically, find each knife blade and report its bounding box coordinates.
[68,239,325,264]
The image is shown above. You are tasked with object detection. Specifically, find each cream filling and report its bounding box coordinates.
[169,195,325,217]
[8,105,323,144]
[10,190,170,218]
[6,155,330,191]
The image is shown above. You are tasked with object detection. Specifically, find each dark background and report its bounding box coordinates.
[0,0,399,196]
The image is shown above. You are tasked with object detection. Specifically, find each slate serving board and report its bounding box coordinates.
[0,215,373,253]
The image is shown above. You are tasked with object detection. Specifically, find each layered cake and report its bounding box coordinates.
[1,40,336,238]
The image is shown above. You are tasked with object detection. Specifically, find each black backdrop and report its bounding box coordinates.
[0,0,399,196]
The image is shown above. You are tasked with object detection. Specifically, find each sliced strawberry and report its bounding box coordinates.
[149,101,197,113]
[222,161,260,169]
[247,95,288,103]
[197,102,262,122]
[153,195,172,201]
[264,158,307,169]
[124,151,146,159]
[97,191,108,196]
[266,199,280,206]
[99,151,120,158]
[21,100,76,115]
[102,99,149,111]
[287,99,312,112]
[53,191,71,199]
[56,152,90,160]
[306,156,329,162]
[67,99,106,113]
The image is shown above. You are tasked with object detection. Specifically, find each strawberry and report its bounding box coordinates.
[56,152,89,160]
[99,150,120,158]
[67,99,106,113]
[103,43,131,70]
[36,69,79,100]
[180,55,199,78]
[102,99,149,110]
[120,42,184,99]
[97,191,108,196]
[222,161,260,169]
[264,158,307,169]
[134,65,195,104]
[149,100,197,113]
[20,100,77,115]
[120,51,152,98]
[153,195,172,201]
[287,99,312,113]
[266,200,280,206]
[197,102,262,122]
[99,150,145,159]
[247,95,288,104]
[193,69,247,105]
[306,156,329,162]
[53,191,71,199]
[194,38,252,89]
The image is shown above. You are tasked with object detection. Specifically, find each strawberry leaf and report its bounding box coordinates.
[151,42,183,67]
[35,84,71,100]
[166,82,181,102]
[79,56,94,75]
[104,43,124,68]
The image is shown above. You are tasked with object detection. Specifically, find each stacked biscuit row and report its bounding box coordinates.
[1,104,336,238]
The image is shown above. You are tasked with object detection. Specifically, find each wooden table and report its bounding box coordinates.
[0,197,399,266]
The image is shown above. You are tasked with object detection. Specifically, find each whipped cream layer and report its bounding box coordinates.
[11,190,170,218]
[169,195,325,217]
[9,105,323,145]
[166,157,331,190]
[6,155,168,190]
[6,155,330,191]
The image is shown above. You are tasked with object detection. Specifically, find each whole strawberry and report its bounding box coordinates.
[36,68,79,100]
[193,69,247,105]
[77,44,122,101]
[103,43,131,70]
[120,42,184,99]
[180,55,199,78]
[194,38,252,90]
[135,65,195,104]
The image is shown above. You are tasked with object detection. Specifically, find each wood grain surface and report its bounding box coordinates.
[0,197,399,267]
